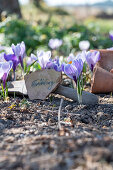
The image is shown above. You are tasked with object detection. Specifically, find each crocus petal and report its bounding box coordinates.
[37,50,51,69]
[46,51,51,59]
[27,53,39,67]
[0,61,13,88]
[38,56,45,69]
[93,51,100,63]
[86,51,100,71]
[107,47,113,50]
[0,67,4,79]
[76,51,86,63]
[4,53,19,72]
[11,44,21,57]
[31,54,37,61]
[12,42,26,58]
[27,57,33,66]
[0,52,5,62]
[11,41,26,69]
[20,41,26,58]
[2,73,7,88]
[19,56,24,68]
[28,50,52,70]
[46,61,54,69]
[59,56,63,65]
[79,40,90,51]
[63,63,77,81]
[0,46,11,52]
[0,46,5,51]
[62,58,83,83]
[53,60,62,72]
[37,51,44,58]
[73,59,83,78]
[46,58,62,72]
[54,64,62,72]
[67,53,75,63]
[48,39,62,49]
[27,54,37,66]
[109,31,113,41]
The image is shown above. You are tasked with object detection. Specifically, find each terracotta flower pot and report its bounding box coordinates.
[90,49,113,93]
[91,66,113,93]
[91,49,113,71]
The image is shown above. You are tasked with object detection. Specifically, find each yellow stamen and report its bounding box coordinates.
[69,61,72,64]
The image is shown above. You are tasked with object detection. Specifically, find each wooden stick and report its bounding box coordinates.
[58,99,63,130]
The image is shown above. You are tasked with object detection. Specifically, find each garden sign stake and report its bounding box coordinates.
[24,69,62,100]
[7,80,98,105]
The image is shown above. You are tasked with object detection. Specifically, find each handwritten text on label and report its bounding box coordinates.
[31,78,55,90]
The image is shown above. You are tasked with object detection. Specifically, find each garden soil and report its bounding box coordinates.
[0,93,113,170]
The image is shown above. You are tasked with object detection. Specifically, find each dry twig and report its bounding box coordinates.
[58,98,63,130]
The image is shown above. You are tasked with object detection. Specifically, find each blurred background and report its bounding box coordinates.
[0,0,113,56]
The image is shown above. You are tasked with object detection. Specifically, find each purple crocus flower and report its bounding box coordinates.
[27,54,37,66]
[0,52,6,62]
[27,51,62,72]
[67,53,75,64]
[46,58,62,72]
[0,53,18,81]
[62,58,83,83]
[48,39,62,50]
[4,41,26,73]
[11,41,26,68]
[53,59,62,72]
[4,53,19,73]
[27,50,51,70]
[62,56,84,104]
[67,51,86,65]
[86,51,100,71]
[76,51,86,63]
[79,40,90,51]
[109,31,113,41]
[107,47,113,50]
[0,61,13,88]
[36,50,51,69]
[1,52,19,73]
[0,46,12,53]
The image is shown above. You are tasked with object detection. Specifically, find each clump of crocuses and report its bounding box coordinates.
[27,50,52,72]
[62,53,84,103]
[62,50,100,103]
[0,60,13,88]
[0,40,101,103]
[4,41,26,80]
[0,52,13,99]
[27,48,100,104]
[0,41,26,99]
[27,50,62,72]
